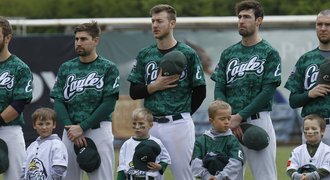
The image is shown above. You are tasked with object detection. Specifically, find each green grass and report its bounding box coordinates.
[4,146,293,180]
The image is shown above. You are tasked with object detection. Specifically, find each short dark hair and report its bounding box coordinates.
[303,114,326,132]
[318,9,330,16]
[150,4,176,21]
[32,107,56,125]
[74,21,101,38]
[235,0,264,19]
[0,16,12,37]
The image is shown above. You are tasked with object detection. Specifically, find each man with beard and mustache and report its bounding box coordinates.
[285,10,330,145]
[211,1,281,180]
[127,4,206,180]
[0,16,33,180]
[50,21,120,180]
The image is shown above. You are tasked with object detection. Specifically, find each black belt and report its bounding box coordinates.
[251,113,260,120]
[153,114,182,123]
[128,175,154,180]
[325,118,330,125]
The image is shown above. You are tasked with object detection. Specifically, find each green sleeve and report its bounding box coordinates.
[238,83,277,120]
[214,82,227,101]
[159,161,168,175]
[288,91,311,109]
[286,169,296,178]
[80,94,118,131]
[53,99,72,126]
[117,170,126,180]
[317,168,330,178]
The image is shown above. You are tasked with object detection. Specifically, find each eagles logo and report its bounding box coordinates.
[27,158,47,180]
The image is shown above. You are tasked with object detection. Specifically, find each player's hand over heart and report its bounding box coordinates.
[147,69,180,93]
[308,84,330,98]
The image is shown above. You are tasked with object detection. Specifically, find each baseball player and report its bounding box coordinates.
[191,100,243,180]
[127,4,206,180]
[284,9,330,145]
[117,107,171,180]
[21,107,68,180]
[211,1,281,180]
[287,114,330,180]
[0,17,33,180]
[50,21,119,180]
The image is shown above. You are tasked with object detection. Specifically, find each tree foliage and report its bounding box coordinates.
[0,0,329,19]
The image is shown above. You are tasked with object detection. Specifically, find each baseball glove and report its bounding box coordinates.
[202,152,229,175]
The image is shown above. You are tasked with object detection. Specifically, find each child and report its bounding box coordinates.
[117,107,171,180]
[191,100,243,180]
[287,114,330,180]
[21,107,68,180]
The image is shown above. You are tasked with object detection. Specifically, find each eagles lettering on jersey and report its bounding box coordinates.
[0,71,14,89]
[63,72,104,101]
[27,158,48,180]
[145,61,187,84]
[303,64,319,90]
[226,56,265,84]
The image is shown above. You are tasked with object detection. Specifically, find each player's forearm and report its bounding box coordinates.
[129,83,150,99]
[80,94,118,131]
[214,82,227,101]
[288,91,311,108]
[53,100,72,126]
[238,83,277,120]
[0,105,19,124]
[191,85,206,114]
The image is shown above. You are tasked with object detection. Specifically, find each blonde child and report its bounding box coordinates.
[191,100,243,180]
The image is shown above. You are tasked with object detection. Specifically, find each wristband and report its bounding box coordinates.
[0,115,6,126]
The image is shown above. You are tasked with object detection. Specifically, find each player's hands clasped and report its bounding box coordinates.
[230,114,243,140]
[308,84,330,98]
[65,125,84,142]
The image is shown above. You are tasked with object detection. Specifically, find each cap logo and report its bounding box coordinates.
[141,156,148,161]
[323,74,330,82]
[79,147,86,154]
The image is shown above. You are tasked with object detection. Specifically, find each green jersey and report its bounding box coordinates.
[50,56,120,124]
[285,48,330,117]
[0,55,33,125]
[193,130,243,162]
[211,40,281,114]
[127,42,205,115]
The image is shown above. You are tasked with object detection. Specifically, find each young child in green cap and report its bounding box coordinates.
[117,107,171,180]
[287,114,330,180]
[191,100,243,180]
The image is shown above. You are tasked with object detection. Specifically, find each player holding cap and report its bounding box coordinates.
[285,9,330,145]
[211,1,281,179]
[0,16,33,180]
[127,4,206,180]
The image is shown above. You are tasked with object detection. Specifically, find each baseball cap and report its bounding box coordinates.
[0,138,8,174]
[202,152,229,175]
[133,140,161,171]
[240,124,270,151]
[317,58,330,85]
[74,137,101,172]
[159,50,187,76]
[297,164,317,173]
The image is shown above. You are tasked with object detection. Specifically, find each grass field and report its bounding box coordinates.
[4,146,294,180]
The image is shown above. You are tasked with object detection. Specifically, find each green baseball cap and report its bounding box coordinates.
[317,58,330,85]
[202,152,229,175]
[297,164,317,173]
[159,50,187,76]
[133,140,161,171]
[0,138,8,174]
[240,124,270,151]
[74,137,101,173]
